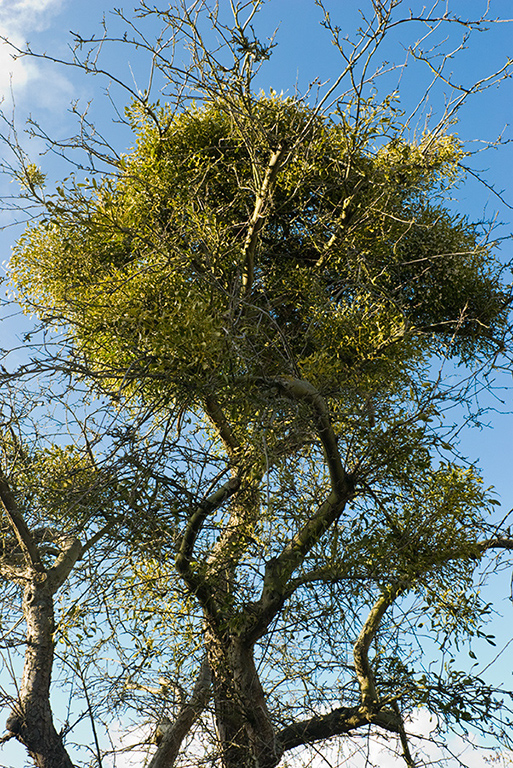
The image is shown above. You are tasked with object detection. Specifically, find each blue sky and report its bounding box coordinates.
[1,2,513,766]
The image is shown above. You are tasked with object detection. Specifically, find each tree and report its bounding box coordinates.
[2,1,513,767]
[0,370,150,768]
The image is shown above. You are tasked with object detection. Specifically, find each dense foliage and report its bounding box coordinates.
[2,3,513,767]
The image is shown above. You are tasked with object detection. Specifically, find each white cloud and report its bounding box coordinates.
[103,721,153,768]
[0,0,65,34]
[286,709,513,768]
[350,709,513,768]
[0,0,69,106]
[101,709,513,768]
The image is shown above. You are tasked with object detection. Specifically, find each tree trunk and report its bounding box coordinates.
[5,574,74,768]
[207,630,281,768]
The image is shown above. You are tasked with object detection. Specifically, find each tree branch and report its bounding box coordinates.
[0,470,43,571]
[175,476,241,616]
[480,536,513,551]
[176,477,241,575]
[353,587,400,710]
[267,377,348,495]
[46,537,83,593]
[204,394,240,457]
[277,702,401,753]
[148,658,211,768]
[242,143,286,296]
[391,701,417,768]
[233,377,355,640]
[243,489,350,642]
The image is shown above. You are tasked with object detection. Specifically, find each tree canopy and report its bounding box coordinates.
[1,2,513,767]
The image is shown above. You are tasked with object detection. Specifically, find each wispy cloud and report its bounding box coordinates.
[0,0,69,105]
[0,0,65,33]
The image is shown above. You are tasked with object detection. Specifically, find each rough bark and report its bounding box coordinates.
[5,576,75,768]
[207,630,280,768]
[1,472,82,767]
